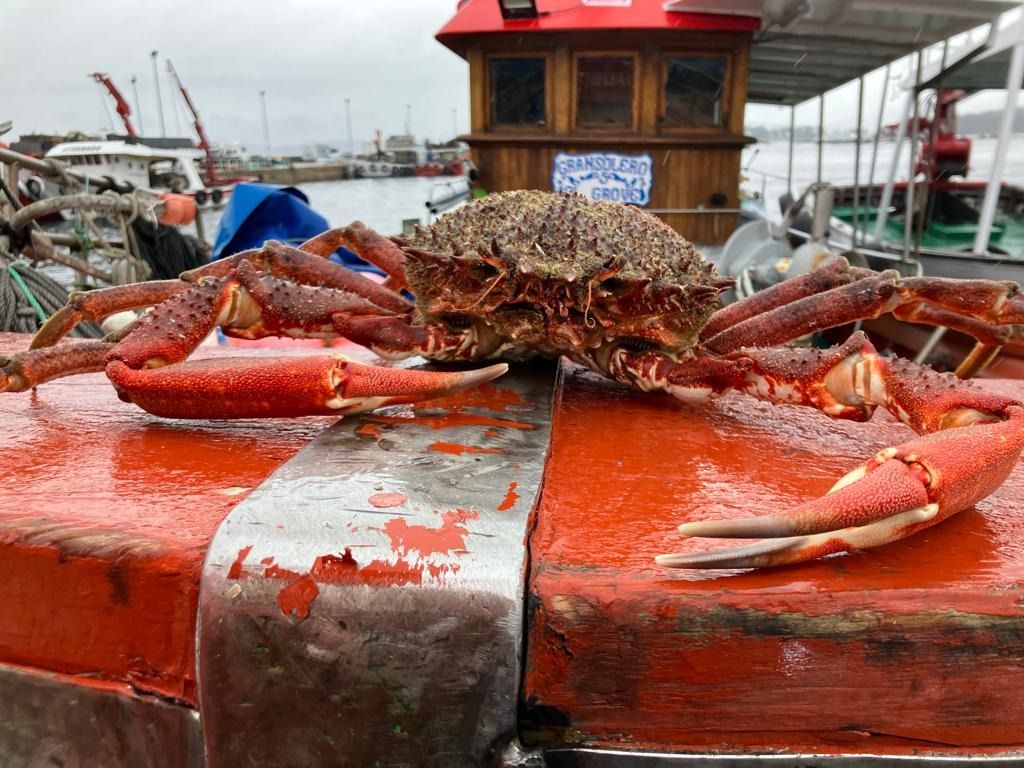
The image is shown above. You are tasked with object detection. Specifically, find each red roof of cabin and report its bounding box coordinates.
[436,0,761,56]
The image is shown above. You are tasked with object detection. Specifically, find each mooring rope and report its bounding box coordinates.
[0,260,102,337]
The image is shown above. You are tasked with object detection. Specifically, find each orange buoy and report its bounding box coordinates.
[158,193,197,226]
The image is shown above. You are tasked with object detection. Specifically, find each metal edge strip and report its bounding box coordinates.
[197,359,559,767]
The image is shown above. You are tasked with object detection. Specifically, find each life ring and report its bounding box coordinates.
[22,176,45,201]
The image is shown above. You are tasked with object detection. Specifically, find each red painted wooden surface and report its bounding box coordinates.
[0,333,334,702]
[524,365,1024,755]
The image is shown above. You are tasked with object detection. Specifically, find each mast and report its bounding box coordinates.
[166,59,219,183]
[89,73,137,138]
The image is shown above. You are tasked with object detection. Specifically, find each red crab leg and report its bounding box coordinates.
[1,341,115,391]
[619,334,1024,568]
[293,223,410,290]
[106,356,508,419]
[183,240,411,314]
[31,280,190,349]
[704,271,1023,355]
[700,257,863,341]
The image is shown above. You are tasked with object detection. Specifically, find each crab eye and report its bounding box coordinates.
[599,277,632,297]
[441,313,473,330]
[469,262,499,281]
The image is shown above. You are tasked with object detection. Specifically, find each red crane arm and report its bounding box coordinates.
[166,60,219,184]
[89,72,137,138]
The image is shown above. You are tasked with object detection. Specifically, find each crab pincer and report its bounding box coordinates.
[657,408,1024,569]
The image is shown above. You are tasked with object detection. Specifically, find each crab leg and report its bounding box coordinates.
[296,224,410,290]
[704,270,1024,358]
[620,334,1024,568]
[106,356,507,419]
[30,280,190,349]
[700,258,864,340]
[183,240,411,314]
[1,341,115,391]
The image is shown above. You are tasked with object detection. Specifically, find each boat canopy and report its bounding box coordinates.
[911,12,1024,92]
[664,0,1020,105]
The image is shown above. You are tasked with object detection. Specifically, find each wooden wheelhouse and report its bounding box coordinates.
[436,0,760,244]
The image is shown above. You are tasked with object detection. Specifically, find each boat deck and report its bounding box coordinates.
[2,331,1024,762]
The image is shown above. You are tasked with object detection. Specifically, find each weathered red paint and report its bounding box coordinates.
[276,573,320,619]
[497,481,520,511]
[368,411,534,432]
[0,333,333,701]
[368,492,408,508]
[524,366,1024,755]
[428,441,503,456]
[383,509,479,557]
[228,545,254,579]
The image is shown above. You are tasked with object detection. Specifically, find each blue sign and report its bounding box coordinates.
[551,151,654,206]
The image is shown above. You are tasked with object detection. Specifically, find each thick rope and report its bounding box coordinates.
[0,260,102,337]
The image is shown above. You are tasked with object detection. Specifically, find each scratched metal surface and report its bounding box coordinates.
[198,359,558,768]
[0,662,203,768]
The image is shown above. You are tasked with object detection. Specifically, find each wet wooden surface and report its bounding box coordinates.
[0,333,335,701]
[524,363,1024,756]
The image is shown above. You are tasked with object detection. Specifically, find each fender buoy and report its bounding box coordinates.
[158,193,197,226]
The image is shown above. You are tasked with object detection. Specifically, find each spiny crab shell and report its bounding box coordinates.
[396,191,733,364]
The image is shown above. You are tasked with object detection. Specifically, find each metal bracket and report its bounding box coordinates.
[198,360,558,767]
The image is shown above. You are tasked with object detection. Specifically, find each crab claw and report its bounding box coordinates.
[106,355,509,419]
[657,412,1024,569]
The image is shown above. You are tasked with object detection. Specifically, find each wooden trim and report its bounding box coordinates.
[462,133,755,148]
[483,51,554,134]
[571,51,640,134]
[656,51,734,137]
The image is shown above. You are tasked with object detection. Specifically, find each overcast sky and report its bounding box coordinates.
[4,0,1019,155]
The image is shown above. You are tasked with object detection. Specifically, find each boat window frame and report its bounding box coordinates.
[484,52,553,133]
[571,51,640,134]
[657,50,733,136]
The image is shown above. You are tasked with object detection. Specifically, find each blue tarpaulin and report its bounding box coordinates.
[212,182,381,274]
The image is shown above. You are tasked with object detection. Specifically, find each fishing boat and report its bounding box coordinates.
[5,2,1024,767]
[825,12,1024,282]
[45,138,229,208]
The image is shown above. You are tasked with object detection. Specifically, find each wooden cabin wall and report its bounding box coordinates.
[461,31,753,245]
[473,142,741,244]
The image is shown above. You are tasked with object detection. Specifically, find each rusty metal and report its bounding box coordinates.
[198,359,558,767]
[0,662,202,768]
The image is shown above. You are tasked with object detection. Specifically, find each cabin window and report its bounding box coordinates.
[662,55,728,128]
[574,55,636,130]
[488,57,546,127]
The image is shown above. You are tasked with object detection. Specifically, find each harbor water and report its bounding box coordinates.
[197,136,1024,240]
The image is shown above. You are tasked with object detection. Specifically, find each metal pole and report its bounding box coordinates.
[787,105,795,191]
[816,94,824,184]
[151,50,166,137]
[865,64,890,227]
[873,84,913,242]
[452,107,458,138]
[973,40,1024,254]
[131,75,144,136]
[260,90,271,160]
[904,51,924,267]
[852,76,864,246]
[345,98,353,155]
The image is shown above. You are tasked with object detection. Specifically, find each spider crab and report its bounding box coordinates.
[3,191,1024,569]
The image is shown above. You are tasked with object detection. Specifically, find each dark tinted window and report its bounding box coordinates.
[489,57,546,126]
[664,56,727,127]
[576,56,634,128]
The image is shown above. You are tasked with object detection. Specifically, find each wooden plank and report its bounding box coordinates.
[523,364,1024,756]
